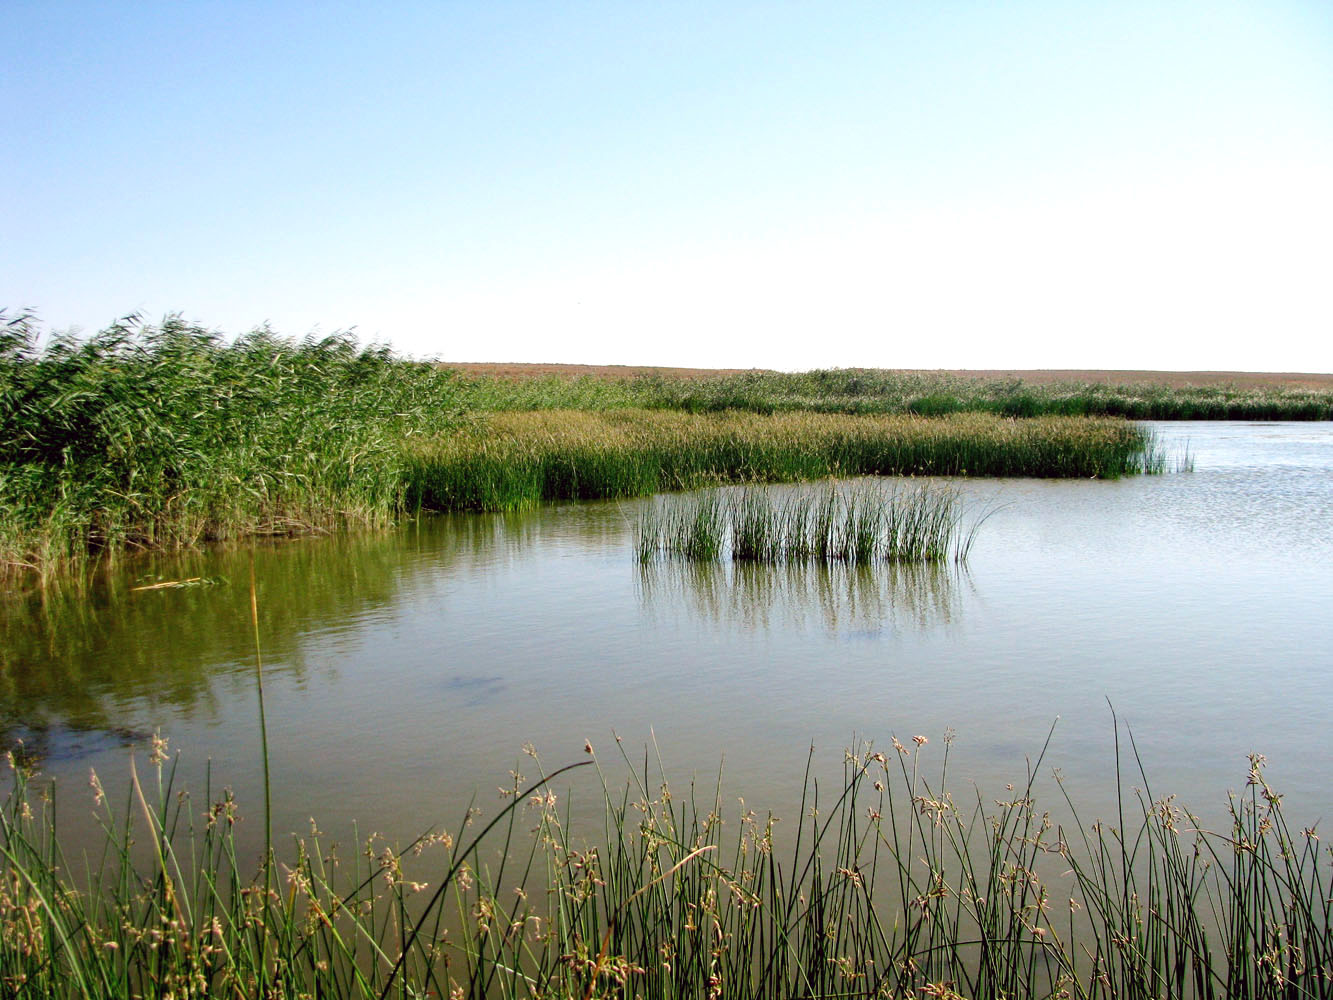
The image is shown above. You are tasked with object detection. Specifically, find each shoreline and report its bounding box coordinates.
[440,361,1333,390]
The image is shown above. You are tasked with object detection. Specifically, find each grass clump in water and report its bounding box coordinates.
[638,482,975,564]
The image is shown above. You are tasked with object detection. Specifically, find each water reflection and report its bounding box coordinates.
[0,531,411,759]
[638,559,969,636]
[6,424,1333,846]
[1,496,973,761]
[0,504,661,760]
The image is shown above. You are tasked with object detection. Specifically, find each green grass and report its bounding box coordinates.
[0,312,1180,584]
[2,729,1327,999]
[637,482,978,564]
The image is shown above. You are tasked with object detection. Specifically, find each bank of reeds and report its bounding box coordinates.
[637,482,978,564]
[0,312,463,581]
[403,409,1163,513]
[2,731,1328,999]
[0,312,1174,583]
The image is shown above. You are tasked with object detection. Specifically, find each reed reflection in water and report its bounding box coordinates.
[637,558,969,637]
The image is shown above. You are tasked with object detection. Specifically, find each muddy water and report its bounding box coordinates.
[3,421,1331,853]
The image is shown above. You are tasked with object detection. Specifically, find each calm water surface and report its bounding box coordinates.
[3,422,1330,850]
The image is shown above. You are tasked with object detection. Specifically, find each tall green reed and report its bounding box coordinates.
[0,312,463,582]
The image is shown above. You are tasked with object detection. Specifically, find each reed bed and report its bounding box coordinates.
[0,312,463,582]
[636,482,976,564]
[403,409,1163,513]
[0,312,1177,584]
[1,732,1328,999]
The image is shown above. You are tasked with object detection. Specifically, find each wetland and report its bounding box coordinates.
[3,316,1331,996]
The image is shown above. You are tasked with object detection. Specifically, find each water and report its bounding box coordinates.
[2,421,1331,853]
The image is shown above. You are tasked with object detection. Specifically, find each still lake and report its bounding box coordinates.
[3,421,1331,851]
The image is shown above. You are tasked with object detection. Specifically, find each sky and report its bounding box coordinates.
[3,1,1331,372]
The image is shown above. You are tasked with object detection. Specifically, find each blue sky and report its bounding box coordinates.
[4,1,1331,370]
